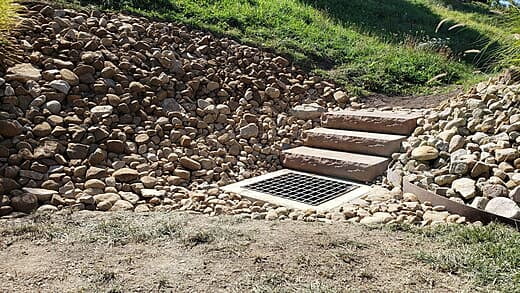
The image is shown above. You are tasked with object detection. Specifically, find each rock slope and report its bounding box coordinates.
[390,69,520,220]
[0,3,357,216]
[0,3,466,226]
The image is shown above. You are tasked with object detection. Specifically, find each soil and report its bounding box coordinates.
[361,90,462,109]
[0,211,471,292]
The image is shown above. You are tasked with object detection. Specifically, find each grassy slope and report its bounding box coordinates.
[72,0,512,96]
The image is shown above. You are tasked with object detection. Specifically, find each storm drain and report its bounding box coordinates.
[243,172,359,206]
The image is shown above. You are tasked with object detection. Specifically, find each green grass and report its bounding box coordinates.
[63,0,513,95]
[0,0,19,42]
[416,223,520,292]
[503,6,520,67]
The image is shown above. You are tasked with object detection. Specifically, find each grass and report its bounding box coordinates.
[502,6,520,67]
[0,0,18,33]
[0,212,244,247]
[1,213,519,291]
[416,223,520,292]
[61,0,513,96]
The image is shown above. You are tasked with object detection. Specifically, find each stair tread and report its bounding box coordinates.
[303,128,405,156]
[282,146,389,182]
[304,128,406,140]
[282,146,389,165]
[324,110,422,119]
[321,110,421,135]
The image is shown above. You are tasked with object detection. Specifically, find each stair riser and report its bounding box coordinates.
[282,153,389,182]
[322,112,418,135]
[304,132,404,157]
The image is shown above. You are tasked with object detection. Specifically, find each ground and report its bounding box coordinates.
[0,211,489,292]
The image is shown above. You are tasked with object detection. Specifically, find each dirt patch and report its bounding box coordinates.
[0,212,471,292]
[362,90,461,109]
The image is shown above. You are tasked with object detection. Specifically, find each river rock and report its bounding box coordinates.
[411,146,439,161]
[485,197,520,219]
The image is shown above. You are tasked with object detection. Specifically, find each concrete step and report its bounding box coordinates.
[303,128,406,157]
[321,110,421,135]
[281,146,389,182]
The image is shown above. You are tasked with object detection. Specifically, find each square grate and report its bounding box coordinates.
[243,172,359,206]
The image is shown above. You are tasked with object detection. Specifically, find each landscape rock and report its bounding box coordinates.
[290,103,326,120]
[359,212,393,225]
[240,123,259,139]
[0,120,23,137]
[452,178,476,199]
[411,146,439,161]
[485,197,520,219]
[11,193,38,213]
[22,188,57,202]
[6,63,41,82]
[113,168,138,182]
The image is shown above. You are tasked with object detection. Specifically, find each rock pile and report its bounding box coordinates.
[0,4,468,227]
[0,4,355,217]
[390,69,520,220]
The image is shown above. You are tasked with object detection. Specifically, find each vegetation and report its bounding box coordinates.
[503,5,520,66]
[61,0,513,95]
[415,223,520,292]
[0,0,19,41]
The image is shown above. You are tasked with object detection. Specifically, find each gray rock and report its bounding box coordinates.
[67,143,90,159]
[5,63,41,82]
[140,189,166,198]
[470,197,489,210]
[91,105,113,116]
[481,184,508,198]
[240,123,259,139]
[452,178,476,199]
[49,80,71,94]
[448,135,465,152]
[22,187,57,202]
[485,197,520,219]
[290,103,326,120]
[113,168,138,182]
[45,100,62,114]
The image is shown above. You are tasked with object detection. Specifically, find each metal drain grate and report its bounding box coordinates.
[243,172,359,206]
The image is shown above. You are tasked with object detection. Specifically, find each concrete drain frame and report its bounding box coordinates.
[222,169,370,211]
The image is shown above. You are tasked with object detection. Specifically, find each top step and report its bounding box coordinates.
[321,110,421,135]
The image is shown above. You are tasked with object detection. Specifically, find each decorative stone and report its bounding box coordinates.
[485,197,520,219]
[452,178,476,199]
[11,193,39,213]
[113,168,138,182]
[5,63,41,82]
[239,123,259,139]
[0,120,23,137]
[411,146,439,161]
[290,103,326,120]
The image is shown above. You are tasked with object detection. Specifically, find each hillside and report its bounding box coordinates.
[66,0,513,96]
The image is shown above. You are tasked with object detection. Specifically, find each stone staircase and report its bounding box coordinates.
[281,110,421,182]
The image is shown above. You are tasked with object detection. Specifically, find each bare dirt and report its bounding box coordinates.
[362,90,462,109]
[0,211,471,292]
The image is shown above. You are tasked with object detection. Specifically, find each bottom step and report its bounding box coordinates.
[282,146,389,182]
